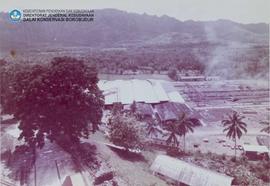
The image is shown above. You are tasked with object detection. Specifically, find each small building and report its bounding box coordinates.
[154,102,201,125]
[123,102,154,120]
[135,102,154,119]
[242,145,269,160]
[179,76,206,82]
[206,76,221,81]
[150,155,233,186]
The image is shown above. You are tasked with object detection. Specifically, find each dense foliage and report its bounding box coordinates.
[164,113,196,150]
[108,114,144,151]
[0,57,104,148]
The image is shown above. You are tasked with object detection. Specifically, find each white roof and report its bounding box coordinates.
[243,145,269,153]
[153,81,170,101]
[98,80,185,105]
[167,91,185,103]
[150,155,233,186]
[63,173,86,186]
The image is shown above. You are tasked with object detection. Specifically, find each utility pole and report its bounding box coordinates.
[34,145,37,186]
[55,160,61,185]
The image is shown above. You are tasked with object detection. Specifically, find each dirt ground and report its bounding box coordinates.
[1,100,269,186]
[85,132,168,186]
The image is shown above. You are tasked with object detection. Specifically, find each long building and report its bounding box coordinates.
[98,79,202,124]
[98,79,185,105]
[151,155,233,186]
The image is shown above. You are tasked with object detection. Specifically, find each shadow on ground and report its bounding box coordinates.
[56,137,100,172]
[1,145,35,185]
[108,146,146,162]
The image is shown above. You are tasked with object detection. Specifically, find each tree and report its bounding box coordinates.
[260,119,270,149]
[222,111,247,159]
[108,114,144,151]
[146,119,163,139]
[0,61,27,115]
[177,113,195,152]
[2,57,104,148]
[111,103,122,115]
[167,69,178,81]
[164,121,181,147]
[260,120,270,134]
[130,101,137,115]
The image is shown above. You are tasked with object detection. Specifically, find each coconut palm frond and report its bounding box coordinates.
[222,111,248,159]
[261,126,270,133]
[222,120,232,126]
[260,121,270,134]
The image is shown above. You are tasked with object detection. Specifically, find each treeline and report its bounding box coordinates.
[86,48,206,74]
[1,42,268,80]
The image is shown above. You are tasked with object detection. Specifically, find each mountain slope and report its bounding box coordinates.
[0,9,268,49]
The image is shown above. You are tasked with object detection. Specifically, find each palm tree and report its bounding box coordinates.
[260,120,270,149]
[146,119,163,139]
[222,111,247,159]
[260,120,270,134]
[164,121,181,147]
[177,113,195,152]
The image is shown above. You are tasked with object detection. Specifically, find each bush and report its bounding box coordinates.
[259,173,270,183]
[231,177,241,185]
[221,153,226,160]
[167,69,178,81]
[230,157,236,162]
[166,148,182,157]
[262,160,270,169]
[240,155,248,163]
[166,148,187,157]
[166,148,179,157]
[195,150,202,155]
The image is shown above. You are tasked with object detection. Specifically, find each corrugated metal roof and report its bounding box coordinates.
[161,82,185,103]
[153,82,170,102]
[155,102,193,122]
[98,80,185,105]
[243,145,269,153]
[136,102,154,116]
[150,155,233,186]
[155,102,178,121]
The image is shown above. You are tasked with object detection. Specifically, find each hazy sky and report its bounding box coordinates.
[1,0,269,23]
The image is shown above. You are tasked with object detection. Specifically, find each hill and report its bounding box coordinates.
[0,9,268,79]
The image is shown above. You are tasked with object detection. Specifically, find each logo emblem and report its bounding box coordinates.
[9,9,22,22]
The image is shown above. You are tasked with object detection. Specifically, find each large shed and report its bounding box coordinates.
[150,155,233,186]
[98,79,185,105]
[154,102,197,122]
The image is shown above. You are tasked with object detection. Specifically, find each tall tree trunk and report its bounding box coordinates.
[184,134,186,153]
[234,138,237,159]
[33,145,37,186]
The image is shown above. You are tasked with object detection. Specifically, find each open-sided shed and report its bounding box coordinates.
[242,145,269,160]
[154,102,198,123]
[98,80,185,105]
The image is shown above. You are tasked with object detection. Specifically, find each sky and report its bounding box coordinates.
[1,0,270,23]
